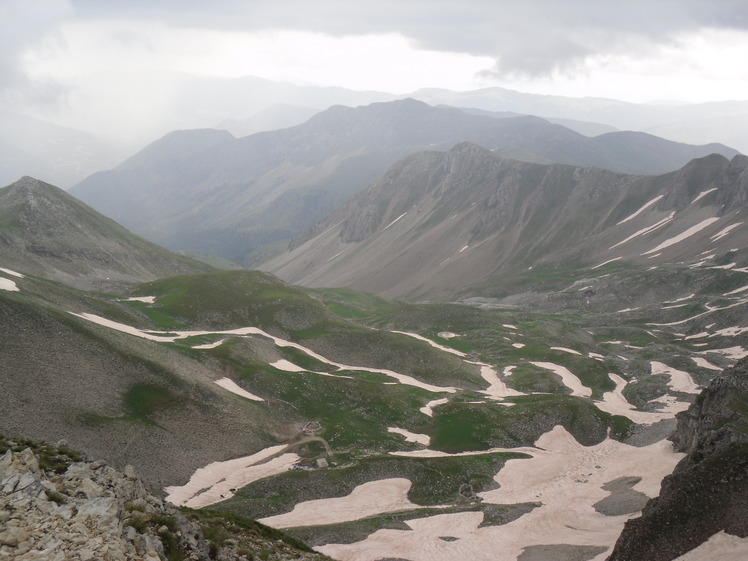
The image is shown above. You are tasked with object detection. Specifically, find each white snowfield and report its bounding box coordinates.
[0,277,20,292]
[165,445,298,508]
[259,478,423,529]
[319,426,683,561]
[68,308,740,559]
[550,346,582,355]
[387,427,431,446]
[0,267,24,278]
[650,361,702,394]
[474,363,524,399]
[591,257,622,269]
[641,217,721,256]
[673,531,748,561]
[419,397,449,417]
[710,222,742,242]
[691,356,723,371]
[124,295,156,303]
[530,361,592,398]
[609,212,674,249]
[392,330,467,357]
[616,195,664,225]
[214,377,264,402]
[595,373,687,424]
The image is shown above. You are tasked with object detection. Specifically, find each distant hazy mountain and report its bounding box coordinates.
[412,87,748,155]
[458,106,619,137]
[0,176,212,290]
[264,144,748,299]
[0,112,119,188]
[215,103,321,138]
[645,112,748,155]
[71,99,738,266]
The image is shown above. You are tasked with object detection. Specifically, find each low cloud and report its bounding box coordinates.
[67,0,748,79]
[0,0,73,109]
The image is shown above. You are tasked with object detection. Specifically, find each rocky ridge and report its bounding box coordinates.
[607,358,748,560]
[0,437,329,561]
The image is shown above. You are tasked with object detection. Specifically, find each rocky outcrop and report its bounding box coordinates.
[606,358,748,561]
[0,438,329,561]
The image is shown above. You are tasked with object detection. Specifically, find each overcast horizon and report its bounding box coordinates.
[2,0,748,149]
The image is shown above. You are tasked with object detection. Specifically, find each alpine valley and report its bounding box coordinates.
[2,99,747,561]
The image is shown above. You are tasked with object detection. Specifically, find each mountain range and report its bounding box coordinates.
[70,99,738,267]
[3,90,748,561]
[265,144,748,300]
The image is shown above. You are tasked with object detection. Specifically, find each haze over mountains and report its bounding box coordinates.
[70,99,738,267]
[4,162,748,559]
[5,76,748,193]
[266,144,748,300]
[3,81,748,561]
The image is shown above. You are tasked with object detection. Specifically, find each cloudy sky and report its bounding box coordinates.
[2,0,748,145]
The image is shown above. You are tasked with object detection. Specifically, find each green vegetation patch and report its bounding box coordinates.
[81,383,181,426]
[210,341,434,452]
[123,383,181,425]
[429,395,632,452]
[0,434,83,474]
[506,363,568,394]
[136,270,336,334]
[182,508,324,556]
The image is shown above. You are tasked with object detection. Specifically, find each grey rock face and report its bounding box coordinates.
[0,443,329,561]
[606,358,748,561]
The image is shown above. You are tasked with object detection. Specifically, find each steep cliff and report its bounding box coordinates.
[607,358,748,560]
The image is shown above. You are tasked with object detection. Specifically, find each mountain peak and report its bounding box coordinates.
[0,177,210,290]
[6,175,57,191]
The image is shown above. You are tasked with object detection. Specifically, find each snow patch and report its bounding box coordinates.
[419,397,449,417]
[0,267,24,278]
[672,531,748,561]
[388,427,431,446]
[650,361,701,394]
[550,347,582,355]
[192,339,226,349]
[609,212,674,249]
[383,213,408,230]
[214,377,264,402]
[530,362,592,397]
[698,346,748,360]
[125,296,155,303]
[392,330,467,357]
[591,257,622,270]
[260,478,422,529]
[725,284,748,296]
[165,445,296,508]
[691,188,718,204]
[691,357,722,371]
[664,294,695,304]
[0,278,19,292]
[641,217,720,255]
[711,222,742,242]
[323,426,682,561]
[616,195,664,225]
[596,373,681,424]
